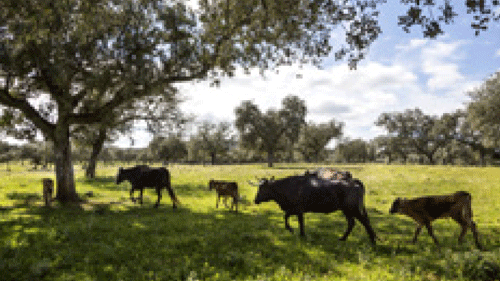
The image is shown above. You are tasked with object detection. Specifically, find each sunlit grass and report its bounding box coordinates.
[1,163,499,280]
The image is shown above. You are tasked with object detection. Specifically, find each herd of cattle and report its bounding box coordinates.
[115,165,482,249]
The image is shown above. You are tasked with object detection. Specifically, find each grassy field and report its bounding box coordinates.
[1,163,500,281]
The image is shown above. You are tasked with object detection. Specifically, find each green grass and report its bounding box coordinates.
[1,163,500,280]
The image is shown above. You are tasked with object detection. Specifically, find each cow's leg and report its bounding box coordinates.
[165,185,178,209]
[216,194,220,208]
[452,213,481,248]
[412,224,423,243]
[233,196,238,212]
[340,214,356,241]
[298,213,305,237]
[356,210,377,244]
[284,212,294,233]
[154,187,162,208]
[424,223,440,245]
[130,187,136,203]
[469,221,482,250]
[139,188,144,205]
[452,215,469,243]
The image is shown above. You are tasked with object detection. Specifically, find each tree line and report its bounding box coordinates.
[3,71,500,170]
[0,95,343,169]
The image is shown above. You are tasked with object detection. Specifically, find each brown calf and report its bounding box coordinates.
[208,180,238,212]
[42,178,54,207]
[389,191,481,249]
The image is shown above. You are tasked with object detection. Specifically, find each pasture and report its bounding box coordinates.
[1,163,500,280]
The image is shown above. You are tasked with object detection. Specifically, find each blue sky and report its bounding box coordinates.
[115,2,500,148]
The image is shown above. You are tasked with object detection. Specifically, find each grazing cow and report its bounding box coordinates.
[42,178,53,207]
[209,180,238,212]
[389,191,482,249]
[116,165,179,209]
[253,174,377,244]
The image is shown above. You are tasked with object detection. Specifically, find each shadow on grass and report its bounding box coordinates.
[0,203,337,280]
[1,188,500,281]
[81,176,126,191]
[81,177,209,198]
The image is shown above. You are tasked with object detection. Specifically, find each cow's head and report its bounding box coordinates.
[254,178,275,204]
[116,168,124,184]
[389,198,402,214]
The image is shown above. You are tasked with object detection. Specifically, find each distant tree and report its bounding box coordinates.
[194,121,235,165]
[280,95,307,162]
[148,135,188,164]
[235,97,307,167]
[334,138,371,163]
[297,120,343,162]
[466,71,500,160]
[0,141,14,170]
[373,136,409,163]
[0,141,11,156]
[446,110,496,165]
[186,136,205,164]
[376,108,448,164]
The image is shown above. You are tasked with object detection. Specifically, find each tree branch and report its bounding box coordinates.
[0,84,55,137]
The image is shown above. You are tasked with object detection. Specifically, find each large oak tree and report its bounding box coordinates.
[297,120,343,162]
[0,0,345,202]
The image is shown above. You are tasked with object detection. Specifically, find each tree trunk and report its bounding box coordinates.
[85,128,107,179]
[54,125,79,203]
[267,151,274,167]
[479,148,486,166]
[210,152,216,165]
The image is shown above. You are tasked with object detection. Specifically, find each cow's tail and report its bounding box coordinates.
[165,170,180,206]
[353,178,379,243]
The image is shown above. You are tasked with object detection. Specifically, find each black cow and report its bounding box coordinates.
[254,174,377,244]
[116,165,179,209]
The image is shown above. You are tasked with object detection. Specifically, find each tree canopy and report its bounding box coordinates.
[235,96,307,167]
[0,0,349,201]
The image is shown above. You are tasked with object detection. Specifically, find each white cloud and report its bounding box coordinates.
[395,38,428,50]
[496,49,500,57]
[420,41,466,91]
